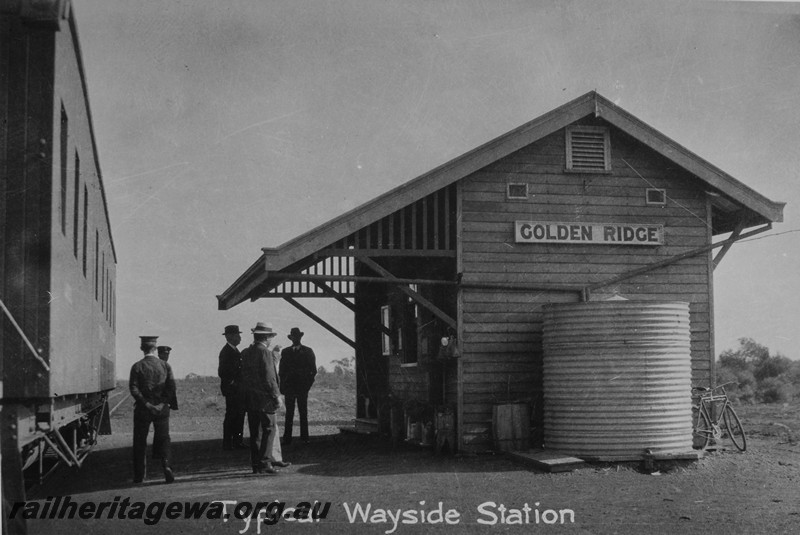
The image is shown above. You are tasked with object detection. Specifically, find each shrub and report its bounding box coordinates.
[716,338,797,404]
[754,353,792,381]
[758,377,793,404]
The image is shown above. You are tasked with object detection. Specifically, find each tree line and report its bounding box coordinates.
[716,338,800,404]
[314,356,356,389]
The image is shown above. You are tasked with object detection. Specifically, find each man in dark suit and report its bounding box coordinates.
[240,322,283,474]
[218,325,245,450]
[130,335,176,484]
[280,327,317,445]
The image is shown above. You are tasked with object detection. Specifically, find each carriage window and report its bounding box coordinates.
[60,105,68,235]
[73,152,80,257]
[95,230,99,299]
[82,185,88,276]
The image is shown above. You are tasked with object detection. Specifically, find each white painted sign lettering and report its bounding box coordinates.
[515,221,664,245]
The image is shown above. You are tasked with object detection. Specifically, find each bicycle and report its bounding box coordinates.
[691,382,747,452]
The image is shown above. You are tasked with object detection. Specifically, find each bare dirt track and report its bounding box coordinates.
[21,381,800,534]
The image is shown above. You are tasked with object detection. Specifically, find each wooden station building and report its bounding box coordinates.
[218,92,784,452]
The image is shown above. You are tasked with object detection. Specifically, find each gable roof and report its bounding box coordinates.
[218,91,785,310]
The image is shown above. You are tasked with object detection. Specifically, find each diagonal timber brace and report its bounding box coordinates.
[585,223,772,298]
[358,257,457,330]
[308,281,391,337]
[712,219,746,270]
[283,297,356,348]
[311,281,356,312]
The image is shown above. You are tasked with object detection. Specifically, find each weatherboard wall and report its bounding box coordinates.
[457,121,713,451]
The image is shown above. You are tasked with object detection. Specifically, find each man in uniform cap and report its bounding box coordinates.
[280,327,317,445]
[218,325,246,450]
[129,336,176,483]
[157,345,172,362]
[157,346,178,411]
[240,322,283,473]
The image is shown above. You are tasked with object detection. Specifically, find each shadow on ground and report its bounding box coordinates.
[30,432,533,498]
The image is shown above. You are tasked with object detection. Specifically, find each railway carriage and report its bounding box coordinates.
[1,0,116,521]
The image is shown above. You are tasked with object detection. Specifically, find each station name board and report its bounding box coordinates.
[515,221,664,246]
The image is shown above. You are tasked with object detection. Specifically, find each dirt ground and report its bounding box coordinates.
[19,381,800,534]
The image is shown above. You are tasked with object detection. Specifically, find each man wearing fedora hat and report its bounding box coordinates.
[129,336,176,484]
[218,325,246,450]
[240,322,283,473]
[280,327,317,445]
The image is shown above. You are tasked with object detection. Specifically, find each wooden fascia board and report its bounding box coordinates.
[263,95,598,271]
[216,254,267,310]
[596,99,785,223]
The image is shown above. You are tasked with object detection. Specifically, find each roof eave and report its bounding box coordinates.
[216,254,266,310]
[594,94,785,224]
[219,91,786,307]
[262,92,600,271]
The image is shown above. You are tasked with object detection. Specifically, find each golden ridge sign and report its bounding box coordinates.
[515,221,664,245]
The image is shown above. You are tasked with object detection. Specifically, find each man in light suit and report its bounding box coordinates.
[266,344,290,468]
[240,322,285,474]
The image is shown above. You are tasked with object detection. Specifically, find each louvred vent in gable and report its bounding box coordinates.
[567,126,610,171]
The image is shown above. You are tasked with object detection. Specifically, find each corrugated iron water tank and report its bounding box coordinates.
[542,301,693,460]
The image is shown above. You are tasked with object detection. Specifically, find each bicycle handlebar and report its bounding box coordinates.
[692,381,738,393]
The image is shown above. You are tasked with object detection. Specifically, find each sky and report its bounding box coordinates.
[69,0,800,379]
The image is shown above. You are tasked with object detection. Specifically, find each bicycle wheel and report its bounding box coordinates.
[723,404,747,452]
[692,407,712,450]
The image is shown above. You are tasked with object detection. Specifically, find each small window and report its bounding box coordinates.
[566,125,611,172]
[646,188,666,205]
[95,230,99,299]
[381,305,391,355]
[507,183,528,200]
[111,280,115,330]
